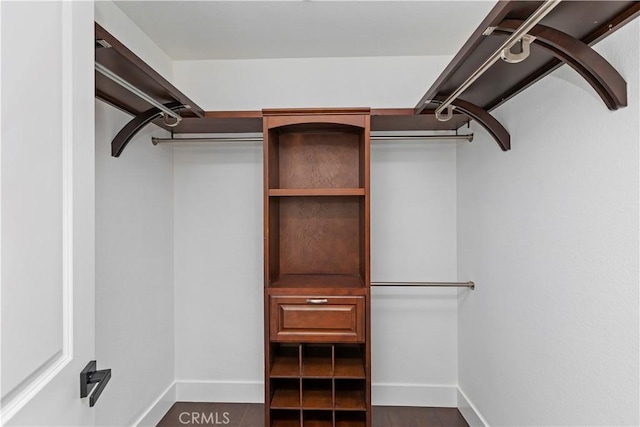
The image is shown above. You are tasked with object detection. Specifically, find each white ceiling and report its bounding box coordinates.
[113,1,497,60]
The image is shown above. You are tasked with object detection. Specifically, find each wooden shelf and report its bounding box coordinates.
[302,388,333,409]
[416,1,640,113]
[270,275,365,289]
[335,412,366,427]
[303,410,333,427]
[272,388,301,409]
[334,346,365,379]
[271,419,301,427]
[271,410,301,427]
[95,23,204,124]
[302,346,332,378]
[334,358,365,379]
[335,389,366,411]
[269,188,365,197]
[271,357,300,378]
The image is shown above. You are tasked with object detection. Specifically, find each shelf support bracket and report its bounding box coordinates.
[492,19,627,110]
[429,98,510,151]
[111,101,186,157]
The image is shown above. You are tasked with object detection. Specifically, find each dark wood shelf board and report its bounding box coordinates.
[271,388,301,409]
[269,188,365,197]
[334,358,365,379]
[272,418,302,427]
[302,389,333,409]
[335,389,366,411]
[160,108,473,134]
[271,357,300,378]
[270,275,365,289]
[169,111,263,133]
[371,109,469,131]
[416,1,640,113]
[95,23,203,119]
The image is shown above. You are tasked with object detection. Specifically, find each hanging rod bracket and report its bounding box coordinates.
[491,19,627,110]
[430,98,510,151]
[111,102,187,157]
[435,105,455,122]
[500,34,535,64]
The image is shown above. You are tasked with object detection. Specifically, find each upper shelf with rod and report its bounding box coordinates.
[94,23,471,157]
[413,1,640,151]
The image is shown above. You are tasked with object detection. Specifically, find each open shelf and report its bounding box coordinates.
[335,412,366,427]
[270,274,365,289]
[302,345,332,378]
[271,379,301,409]
[268,196,366,287]
[335,380,366,411]
[271,344,300,378]
[269,188,365,197]
[271,410,301,427]
[334,346,365,379]
[302,380,333,409]
[303,410,333,427]
[267,124,365,191]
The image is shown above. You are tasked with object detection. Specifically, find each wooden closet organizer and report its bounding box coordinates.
[263,109,371,427]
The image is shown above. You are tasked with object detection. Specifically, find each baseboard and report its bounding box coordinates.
[176,380,264,403]
[134,382,177,427]
[372,383,457,407]
[457,387,489,427]
[173,380,456,408]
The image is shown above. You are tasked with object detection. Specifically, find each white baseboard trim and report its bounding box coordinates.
[457,387,489,427]
[172,381,456,408]
[372,383,457,407]
[134,382,177,427]
[176,380,264,403]
[130,380,477,424]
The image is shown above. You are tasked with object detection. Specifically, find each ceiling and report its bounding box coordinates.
[113,1,497,60]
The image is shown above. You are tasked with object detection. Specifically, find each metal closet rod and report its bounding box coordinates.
[432,0,562,119]
[95,62,183,122]
[151,134,474,145]
[371,281,475,290]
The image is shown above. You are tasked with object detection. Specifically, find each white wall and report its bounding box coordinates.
[94,101,175,426]
[173,55,451,110]
[173,142,265,401]
[370,141,458,406]
[456,21,639,426]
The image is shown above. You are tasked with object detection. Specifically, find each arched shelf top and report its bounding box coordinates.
[263,108,370,130]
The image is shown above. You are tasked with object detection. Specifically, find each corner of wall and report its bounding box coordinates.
[457,388,488,427]
[133,382,177,427]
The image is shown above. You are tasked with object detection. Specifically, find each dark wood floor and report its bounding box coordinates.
[157,402,469,427]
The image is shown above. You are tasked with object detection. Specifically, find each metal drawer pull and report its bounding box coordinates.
[306,298,328,304]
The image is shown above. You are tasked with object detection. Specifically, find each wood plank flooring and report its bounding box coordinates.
[157,402,469,427]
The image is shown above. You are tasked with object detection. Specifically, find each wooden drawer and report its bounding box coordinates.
[270,296,364,343]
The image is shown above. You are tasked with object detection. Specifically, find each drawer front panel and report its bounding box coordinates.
[270,296,364,342]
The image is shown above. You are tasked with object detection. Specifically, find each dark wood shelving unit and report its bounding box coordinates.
[265,109,371,427]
